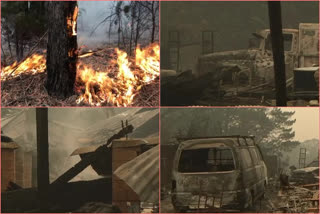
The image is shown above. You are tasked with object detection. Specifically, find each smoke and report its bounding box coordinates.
[77,1,119,49]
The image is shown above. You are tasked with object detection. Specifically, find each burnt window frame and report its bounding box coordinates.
[265,32,294,52]
[239,148,254,168]
[177,147,236,173]
[248,147,260,165]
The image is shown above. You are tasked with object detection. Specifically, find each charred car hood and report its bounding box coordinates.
[199,49,259,62]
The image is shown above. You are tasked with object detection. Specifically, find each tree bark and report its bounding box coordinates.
[134,6,141,49]
[46,1,78,98]
[151,2,155,43]
[36,108,49,205]
[268,1,287,106]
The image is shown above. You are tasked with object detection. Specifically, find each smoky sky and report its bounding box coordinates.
[77,1,114,48]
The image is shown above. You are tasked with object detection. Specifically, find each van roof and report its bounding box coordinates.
[178,136,256,150]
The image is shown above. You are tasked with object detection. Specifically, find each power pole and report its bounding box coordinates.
[36,108,49,205]
[268,1,287,106]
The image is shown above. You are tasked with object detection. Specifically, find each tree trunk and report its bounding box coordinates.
[268,1,287,106]
[15,32,20,61]
[1,45,7,64]
[134,7,141,49]
[6,28,13,58]
[46,1,78,98]
[151,2,155,43]
[36,108,49,207]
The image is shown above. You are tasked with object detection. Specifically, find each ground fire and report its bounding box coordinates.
[1,43,159,106]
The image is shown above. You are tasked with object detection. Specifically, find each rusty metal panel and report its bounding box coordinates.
[114,145,159,204]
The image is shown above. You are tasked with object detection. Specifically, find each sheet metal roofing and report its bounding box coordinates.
[114,145,159,204]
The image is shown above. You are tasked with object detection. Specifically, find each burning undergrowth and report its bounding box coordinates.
[1,44,159,107]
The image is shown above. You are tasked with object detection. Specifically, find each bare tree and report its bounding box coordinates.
[138,1,159,43]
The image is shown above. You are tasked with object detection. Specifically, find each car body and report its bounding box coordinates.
[171,136,268,212]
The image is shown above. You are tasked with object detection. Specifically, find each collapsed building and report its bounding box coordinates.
[1,108,159,213]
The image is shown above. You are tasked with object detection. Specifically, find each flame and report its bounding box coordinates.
[1,54,46,80]
[1,43,160,106]
[76,43,160,106]
[72,6,78,36]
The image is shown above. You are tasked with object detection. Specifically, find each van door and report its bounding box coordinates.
[248,147,266,198]
[238,147,258,207]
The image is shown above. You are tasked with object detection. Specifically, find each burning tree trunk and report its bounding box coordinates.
[46,1,78,98]
[268,1,287,106]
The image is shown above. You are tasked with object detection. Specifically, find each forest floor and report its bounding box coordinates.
[1,46,159,107]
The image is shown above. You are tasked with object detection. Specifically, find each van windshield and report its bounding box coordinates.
[265,33,293,51]
[178,147,235,173]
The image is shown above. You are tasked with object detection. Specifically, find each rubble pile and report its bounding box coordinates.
[274,186,319,213]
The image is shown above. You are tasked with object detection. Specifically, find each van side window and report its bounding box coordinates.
[255,147,263,161]
[239,149,253,168]
[239,138,246,146]
[249,148,259,164]
[178,147,235,173]
[266,33,293,51]
[246,138,254,146]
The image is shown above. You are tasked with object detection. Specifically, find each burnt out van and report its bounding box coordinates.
[171,136,267,212]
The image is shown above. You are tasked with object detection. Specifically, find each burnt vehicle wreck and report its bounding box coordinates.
[162,23,319,106]
[171,136,267,212]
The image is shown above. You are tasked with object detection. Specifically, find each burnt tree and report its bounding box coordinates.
[46,2,78,98]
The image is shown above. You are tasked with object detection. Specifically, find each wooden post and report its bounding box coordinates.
[268,1,287,106]
[36,108,49,199]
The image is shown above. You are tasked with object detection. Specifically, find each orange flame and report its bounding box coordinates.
[76,43,160,106]
[1,54,46,80]
[1,44,160,106]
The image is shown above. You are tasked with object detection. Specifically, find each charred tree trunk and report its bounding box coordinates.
[1,45,7,63]
[15,32,21,61]
[46,1,78,98]
[268,1,287,106]
[151,2,155,43]
[36,108,49,206]
[134,7,141,49]
[5,27,13,57]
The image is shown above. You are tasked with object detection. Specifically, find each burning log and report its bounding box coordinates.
[52,124,134,185]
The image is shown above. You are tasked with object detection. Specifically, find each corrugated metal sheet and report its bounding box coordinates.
[114,145,159,204]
